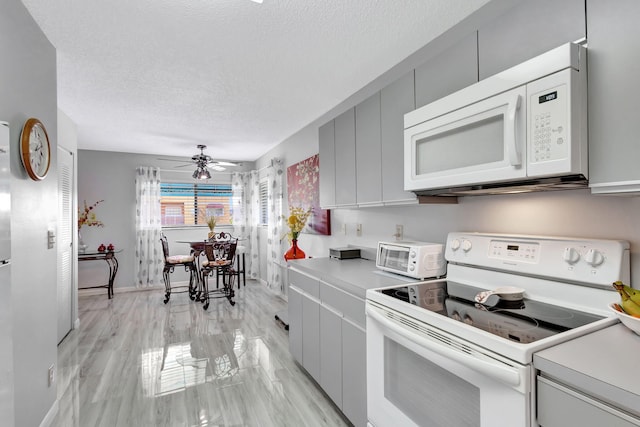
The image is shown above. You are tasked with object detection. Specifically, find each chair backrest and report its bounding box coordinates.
[204,239,238,265]
[210,231,234,242]
[159,234,170,261]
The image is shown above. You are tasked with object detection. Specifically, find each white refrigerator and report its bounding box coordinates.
[0,121,13,425]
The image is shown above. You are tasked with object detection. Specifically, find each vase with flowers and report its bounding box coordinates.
[283,206,312,261]
[206,215,217,240]
[78,199,104,253]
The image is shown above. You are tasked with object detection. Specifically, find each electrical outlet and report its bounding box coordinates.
[356,223,362,236]
[48,364,55,387]
[395,225,404,241]
[341,223,347,235]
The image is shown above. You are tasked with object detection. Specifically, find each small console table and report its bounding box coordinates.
[78,249,122,299]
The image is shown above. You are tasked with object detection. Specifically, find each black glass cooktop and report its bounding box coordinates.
[377,280,604,344]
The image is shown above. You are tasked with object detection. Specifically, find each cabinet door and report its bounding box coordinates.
[334,108,357,206]
[320,304,343,407]
[478,0,585,79]
[342,319,367,427]
[355,92,382,205]
[415,32,478,108]
[381,70,417,204]
[302,294,321,382]
[537,376,639,427]
[319,120,336,208]
[288,286,303,364]
[587,0,640,193]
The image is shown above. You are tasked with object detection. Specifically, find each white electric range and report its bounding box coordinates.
[366,232,630,427]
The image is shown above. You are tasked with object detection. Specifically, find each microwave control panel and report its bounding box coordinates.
[529,82,568,164]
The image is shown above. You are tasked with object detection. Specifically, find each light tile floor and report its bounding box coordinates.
[53,281,350,427]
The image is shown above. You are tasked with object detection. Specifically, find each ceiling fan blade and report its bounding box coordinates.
[174,163,194,168]
[213,161,238,167]
[210,165,226,171]
[157,157,192,163]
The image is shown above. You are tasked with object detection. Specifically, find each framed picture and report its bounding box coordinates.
[287,154,331,235]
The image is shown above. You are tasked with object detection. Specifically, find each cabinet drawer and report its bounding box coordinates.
[320,281,365,329]
[289,268,320,299]
[537,376,640,427]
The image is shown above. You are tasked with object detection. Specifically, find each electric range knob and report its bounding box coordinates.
[450,239,461,251]
[462,239,472,252]
[563,247,580,264]
[585,248,604,267]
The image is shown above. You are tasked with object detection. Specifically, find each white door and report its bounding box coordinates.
[57,146,74,343]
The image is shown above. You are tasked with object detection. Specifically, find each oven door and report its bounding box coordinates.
[366,302,534,427]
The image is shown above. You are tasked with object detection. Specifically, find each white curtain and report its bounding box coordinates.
[266,158,285,293]
[135,166,163,288]
[232,170,260,280]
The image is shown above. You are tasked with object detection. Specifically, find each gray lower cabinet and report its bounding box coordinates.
[537,376,640,427]
[477,0,586,79]
[587,0,640,194]
[355,92,382,206]
[334,108,357,207]
[288,268,367,427]
[341,318,367,427]
[288,286,303,363]
[415,31,478,109]
[318,120,336,207]
[319,304,343,406]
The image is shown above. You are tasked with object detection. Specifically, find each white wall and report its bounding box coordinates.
[0,1,59,426]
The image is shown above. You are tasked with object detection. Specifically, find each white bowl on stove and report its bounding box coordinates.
[609,303,640,336]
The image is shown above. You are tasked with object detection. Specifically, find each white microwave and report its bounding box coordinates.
[404,43,587,196]
[376,241,446,279]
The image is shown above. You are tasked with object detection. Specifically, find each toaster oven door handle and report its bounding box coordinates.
[367,305,521,388]
[506,94,522,167]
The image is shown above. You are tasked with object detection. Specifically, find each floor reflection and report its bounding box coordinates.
[54,281,350,427]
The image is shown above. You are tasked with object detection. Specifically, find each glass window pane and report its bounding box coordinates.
[160,183,233,227]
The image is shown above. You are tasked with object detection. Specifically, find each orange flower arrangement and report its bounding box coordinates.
[78,200,104,229]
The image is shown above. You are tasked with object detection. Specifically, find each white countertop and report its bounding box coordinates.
[534,323,640,417]
[286,257,412,299]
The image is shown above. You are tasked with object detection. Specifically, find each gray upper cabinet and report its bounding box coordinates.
[334,108,357,207]
[587,0,640,194]
[319,120,336,208]
[415,32,479,108]
[381,70,417,204]
[477,0,586,80]
[355,92,382,206]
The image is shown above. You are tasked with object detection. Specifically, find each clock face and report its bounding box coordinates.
[20,118,51,181]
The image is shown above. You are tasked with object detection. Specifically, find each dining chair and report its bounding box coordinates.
[209,231,246,288]
[160,234,197,304]
[200,240,238,309]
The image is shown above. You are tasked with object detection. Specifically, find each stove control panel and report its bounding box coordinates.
[446,232,630,288]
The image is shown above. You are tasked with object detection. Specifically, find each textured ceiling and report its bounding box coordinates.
[22,0,490,162]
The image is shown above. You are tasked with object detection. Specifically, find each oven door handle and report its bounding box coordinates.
[367,306,521,388]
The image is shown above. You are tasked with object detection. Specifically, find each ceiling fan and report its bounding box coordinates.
[158,145,239,179]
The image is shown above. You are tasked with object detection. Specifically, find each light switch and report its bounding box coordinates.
[47,229,55,249]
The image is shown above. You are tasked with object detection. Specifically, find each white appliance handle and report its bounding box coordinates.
[506,94,522,166]
[367,305,521,388]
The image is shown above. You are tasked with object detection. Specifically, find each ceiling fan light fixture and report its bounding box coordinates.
[197,167,211,180]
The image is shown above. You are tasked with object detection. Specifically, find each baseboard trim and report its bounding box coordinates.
[78,284,167,297]
[39,399,59,427]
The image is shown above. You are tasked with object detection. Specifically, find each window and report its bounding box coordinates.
[160,182,233,227]
[259,179,268,225]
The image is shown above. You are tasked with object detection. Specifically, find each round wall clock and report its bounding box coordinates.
[20,117,51,181]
